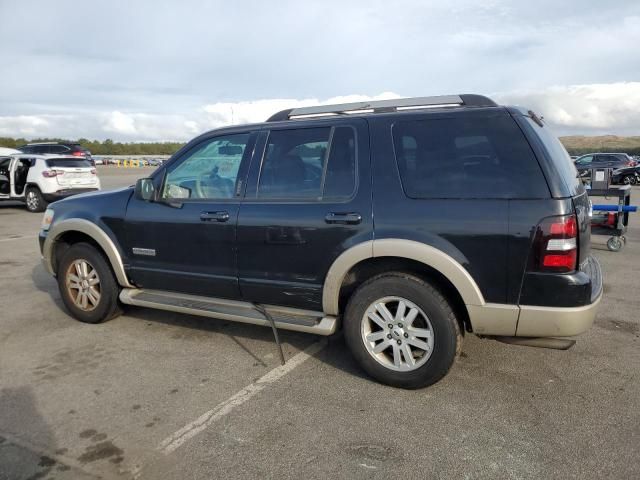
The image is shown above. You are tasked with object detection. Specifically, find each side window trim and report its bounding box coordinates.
[253,124,358,203]
[158,131,256,203]
[318,127,335,197]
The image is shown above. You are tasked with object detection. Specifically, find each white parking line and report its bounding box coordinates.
[157,338,327,455]
[0,235,33,242]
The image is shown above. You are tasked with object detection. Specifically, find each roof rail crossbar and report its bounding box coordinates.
[266,94,497,122]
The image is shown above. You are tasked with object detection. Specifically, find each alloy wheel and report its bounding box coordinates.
[65,259,101,311]
[360,296,434,372]
[26,191,39,210]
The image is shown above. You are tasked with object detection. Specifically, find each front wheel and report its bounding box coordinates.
[343,273,461,389]
[25,186,47,212]
[57,243,122,323]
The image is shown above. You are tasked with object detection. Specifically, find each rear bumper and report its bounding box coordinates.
[515,292,601,337]
[469,255,603,337]
[43,188,99,202]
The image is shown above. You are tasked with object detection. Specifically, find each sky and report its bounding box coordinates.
[0,0,639,141]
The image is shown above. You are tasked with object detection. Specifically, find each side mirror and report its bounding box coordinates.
[135,178,156,201]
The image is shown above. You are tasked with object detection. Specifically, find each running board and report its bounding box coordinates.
[119,289,337,335]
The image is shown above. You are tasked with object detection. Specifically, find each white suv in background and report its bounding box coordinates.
[0,154,101,212]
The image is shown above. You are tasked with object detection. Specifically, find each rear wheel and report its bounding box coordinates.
[623,175,636,185]
[25,186,47,213]
[57,243,122,323]
[343,273,461,389]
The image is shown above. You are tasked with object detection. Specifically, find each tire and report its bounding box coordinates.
[25,186,47,213]
[607,236,623,252]
[343,272,461,389]
[57,242,122,323]
[623,175,635,185]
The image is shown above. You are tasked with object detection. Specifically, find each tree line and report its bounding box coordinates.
[1,136,639,157]
[0,137,185,156]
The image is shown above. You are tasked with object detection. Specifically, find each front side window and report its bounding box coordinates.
[163,134,249,200]
[577,155,593,165]
[392,115,549,199]
[258,126,356,200]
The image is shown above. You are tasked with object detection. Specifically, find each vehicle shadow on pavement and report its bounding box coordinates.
[119,305,370,378]
[30,262,370,381]
[0,386,64,479]
[31,263,66,311]
[0,202,26,211]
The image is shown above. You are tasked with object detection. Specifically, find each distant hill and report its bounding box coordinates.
[560,135,640,156]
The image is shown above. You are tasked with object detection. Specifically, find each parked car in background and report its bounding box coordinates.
[39,94,602,389]
[574,153,636,182]
[0,154,100,212]
[611,166,640,185]
[17,142,95,165]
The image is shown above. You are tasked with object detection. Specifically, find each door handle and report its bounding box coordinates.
[200,211,230,222]
[325,212,362,225]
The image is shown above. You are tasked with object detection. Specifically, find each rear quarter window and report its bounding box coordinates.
[392,114,550,199]
[523,116,580,193]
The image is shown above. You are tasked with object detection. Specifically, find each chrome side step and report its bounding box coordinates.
[119,289,337,335]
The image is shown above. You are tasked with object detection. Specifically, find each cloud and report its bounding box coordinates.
[495,82,640,135]
[1,84,640,141]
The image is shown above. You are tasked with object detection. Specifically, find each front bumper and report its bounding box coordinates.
[42,188,99,203]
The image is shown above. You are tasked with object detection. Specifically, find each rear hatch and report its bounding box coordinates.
[45,157,98,188]
[522,115,591,265]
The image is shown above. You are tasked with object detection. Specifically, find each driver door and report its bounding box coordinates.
[124,131,257,299]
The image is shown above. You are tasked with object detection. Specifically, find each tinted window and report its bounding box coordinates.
[323,127,357,199]
[393,115,549,199]
[163,134,249,200]
[258,126,356,200]
[46,145,66,154]
[576,155,593,165]
[524,117,580,193]
[46,158,93,168]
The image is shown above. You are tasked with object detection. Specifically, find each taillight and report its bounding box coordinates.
[42,170,64,178]
[530,214,578,273]
[72,151,85,157]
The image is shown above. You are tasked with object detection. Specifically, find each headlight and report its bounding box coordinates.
[41,208,55,231]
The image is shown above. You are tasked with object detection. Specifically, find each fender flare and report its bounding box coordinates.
[42,218,134,288]
[321,239,485,316]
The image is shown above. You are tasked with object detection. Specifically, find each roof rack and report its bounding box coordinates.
[266,94,497,122]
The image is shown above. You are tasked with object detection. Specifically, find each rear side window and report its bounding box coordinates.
[49,145,69,154]
[523,116,580,193]
[392,115,549,199]
[45,158,93,168]
[258,126,356,200]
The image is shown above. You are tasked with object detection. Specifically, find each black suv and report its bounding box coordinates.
[39,95,602,388]
[19,142,94,164]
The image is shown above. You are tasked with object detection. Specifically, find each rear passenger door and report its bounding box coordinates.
[236,119,372,311]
